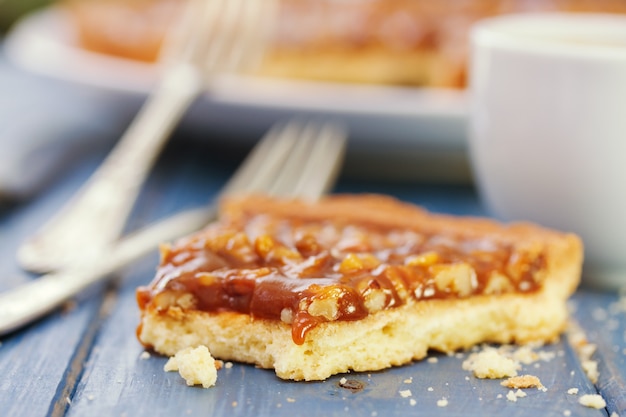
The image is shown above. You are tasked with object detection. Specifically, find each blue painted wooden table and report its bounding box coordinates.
[0,134,624,417]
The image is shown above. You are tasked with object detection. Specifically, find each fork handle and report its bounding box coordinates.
[17,64,204,273]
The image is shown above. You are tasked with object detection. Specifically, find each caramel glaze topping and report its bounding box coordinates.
[137,213,547,345]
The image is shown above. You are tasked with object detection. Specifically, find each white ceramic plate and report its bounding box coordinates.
[4,6,470,182]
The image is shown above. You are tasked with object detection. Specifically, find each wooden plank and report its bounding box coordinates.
[0,139,234,417]
[572,290,626,416]
[0,154,112,417]
[0,293,106,417]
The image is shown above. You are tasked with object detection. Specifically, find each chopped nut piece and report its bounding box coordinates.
[175,293,197,310]
[153,292,178,310]
[405,251,439,267]
[339,253,380,274]
[363,289,387,313]
[254,235,275,258]
[255,235,301,263]
[307,286,343,321]
[484,272,515,295]
[198,273,218,286]
[433,263,477,297]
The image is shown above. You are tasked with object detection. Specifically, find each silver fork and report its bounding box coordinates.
[0,120,347,336]
[17,0,277,273]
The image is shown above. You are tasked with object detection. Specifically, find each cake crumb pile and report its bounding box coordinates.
[164,345,218,388]
[462,346,520,379]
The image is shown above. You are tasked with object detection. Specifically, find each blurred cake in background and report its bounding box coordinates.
[64,0,626,89]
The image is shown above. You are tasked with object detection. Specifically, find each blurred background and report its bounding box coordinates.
[1,0,625,200]
[0,0,53,34]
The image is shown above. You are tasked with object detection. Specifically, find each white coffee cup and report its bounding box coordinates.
[468,13,626,291]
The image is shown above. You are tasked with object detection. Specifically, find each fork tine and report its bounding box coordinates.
[267,121,348,199]
[293,122,348,199]
[221,119,347,201]
[265,121,318,197]
[221,122,297,196]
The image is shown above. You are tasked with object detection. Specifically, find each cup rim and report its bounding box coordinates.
[471,12,626,60]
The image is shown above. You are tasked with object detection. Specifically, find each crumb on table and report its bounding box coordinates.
[164,345,218,388]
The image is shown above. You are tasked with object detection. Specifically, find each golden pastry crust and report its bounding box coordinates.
[137,194,582,381]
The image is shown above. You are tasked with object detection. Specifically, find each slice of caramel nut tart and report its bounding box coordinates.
[136,194,582,381]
